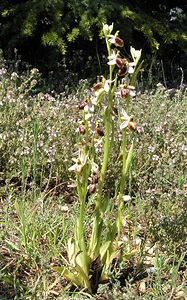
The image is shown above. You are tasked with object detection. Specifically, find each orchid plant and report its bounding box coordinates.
[56,23,142,294]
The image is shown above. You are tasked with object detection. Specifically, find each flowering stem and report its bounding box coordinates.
[85,119,89,153]
[120,129,127,194]
[120,93,131,194]
[89,89,113,257]
[89,36,115,256]
[76,173,89,273]
[97,91,113,208]
[75,120,90,272]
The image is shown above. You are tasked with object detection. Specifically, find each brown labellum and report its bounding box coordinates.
[78,101,87,110]
[112,105,118,115]
[79,125,86,135]
[88,183,97,194]
[121,88,130,98]
[128,120,137,132]
[115,36,124,47]
[91,173,99,183]
[93,82,103,91]
[116,57,124,69]
[96,125,104,136]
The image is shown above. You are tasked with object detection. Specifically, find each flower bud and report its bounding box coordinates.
[103,23,113,35]
[30,79,37,87]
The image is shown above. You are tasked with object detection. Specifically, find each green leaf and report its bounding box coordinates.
[96,89,105,105]
[5,239,20,252]
[100,241,111,261]
[74,262,91,290]
[54,266,83,287]
[131,60,144,86]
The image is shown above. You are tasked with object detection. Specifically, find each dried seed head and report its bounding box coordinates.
[91,173,99,183]
[88,184,97,194]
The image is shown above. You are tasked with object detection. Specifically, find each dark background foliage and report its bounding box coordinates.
[0,0,187,87]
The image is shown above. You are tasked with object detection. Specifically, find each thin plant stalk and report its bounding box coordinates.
[65,23,142,293]
[89,36,116,257]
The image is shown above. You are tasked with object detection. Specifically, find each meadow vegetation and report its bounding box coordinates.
[0,36,187,299]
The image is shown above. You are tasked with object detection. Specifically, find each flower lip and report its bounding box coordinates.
[93,82,104,91]
[96,124,105,136]
[116,57,125,69]
[120,85,136,98]
[128,119,137,132]
[108,53,134,76]
[108,34,124,47]
[78,101,87,110]
[121,88,130,98]
[119,109,137,131]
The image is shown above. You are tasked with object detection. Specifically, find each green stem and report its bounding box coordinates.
[96,37,116,209]
[89,90,113,257]
[76,174,89,273]
[120,93,131,194]
[85,119,89,154]
[77,175,84,237]
[126,95,130,114]
[89,36,114,256]
[97,94,112,208]
[120,129,127,194]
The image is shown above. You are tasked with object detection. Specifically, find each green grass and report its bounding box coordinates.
[0,63,187,299]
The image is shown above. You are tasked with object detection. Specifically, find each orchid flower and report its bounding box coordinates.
[120,109,137,131]
[69,150,88,174]
[108,32,124,47]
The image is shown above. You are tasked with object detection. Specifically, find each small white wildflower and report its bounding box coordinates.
[30,68,39,76]
[123,195,131,202]
[148,146,155,153]
[152,154,160,161]
[11,72,19,80]
[134,237,141,245]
